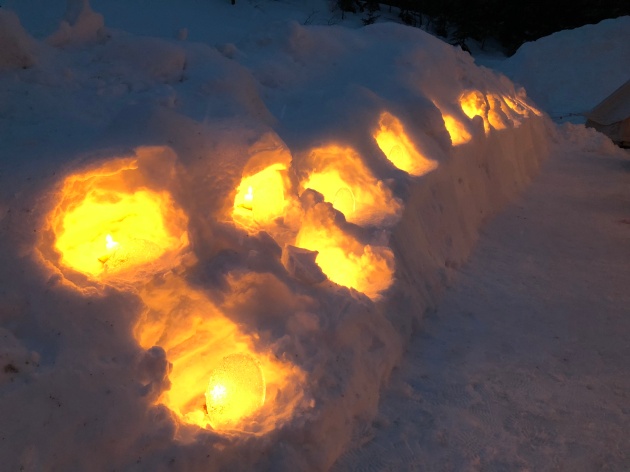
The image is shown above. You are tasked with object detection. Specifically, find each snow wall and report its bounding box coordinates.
[0,3,553,471]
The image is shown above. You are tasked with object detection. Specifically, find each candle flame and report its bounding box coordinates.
[205,353,266,429]
[233,164,288,224]
[244,186,253,202]
[105,234,120,251]
[210,384,227,402]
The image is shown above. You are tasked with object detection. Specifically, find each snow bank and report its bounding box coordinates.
[0,2,554,471]
[499,16,630,120]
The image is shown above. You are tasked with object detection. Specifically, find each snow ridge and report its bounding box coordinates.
[0,2,553,471]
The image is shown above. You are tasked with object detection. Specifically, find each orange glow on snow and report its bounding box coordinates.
[442,114,472,145]
[374,112,438,176]
[460,90,542,135]
[431,101,473,146]
[460,90,491,134]
[49,158,188,280]
[432,101,472,145]
[300,145,401,226]
[486,93,510,130]
[136,275,304,432]
[233,163,290,228]
[294,203,394,299]
[503,94,543,117]
[205,354,266,430]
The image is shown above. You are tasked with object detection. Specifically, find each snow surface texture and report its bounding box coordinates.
[333,125,630,471]
[497,16,630,122]
[0,1,561,471]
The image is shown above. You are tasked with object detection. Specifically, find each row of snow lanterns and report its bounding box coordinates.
[230,91,540,298]
[48,155,270,431]
[47,93,539,432]
[51,90,537,283]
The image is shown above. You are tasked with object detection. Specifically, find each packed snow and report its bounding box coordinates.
[0,1,627,471]
[496,16,630,123]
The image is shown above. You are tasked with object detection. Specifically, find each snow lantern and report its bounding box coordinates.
[205,354,266,430]
[231,134,294,232]
[442,114,472,145]
[46,148,189,283]
[135,275,305,433]
[299,145,402,226]
[485,94,512,131]
[294,201,394,299]
[459,90,541,135]
[460,90,492,134]
[502,93,543,118]
[233,163,289,224]
[431,101,472,146]
[374,112,438,176]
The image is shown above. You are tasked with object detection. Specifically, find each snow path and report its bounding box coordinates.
[333,137,630,470]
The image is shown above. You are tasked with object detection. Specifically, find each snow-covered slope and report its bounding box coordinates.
[0,2,555,471]
[497,16,630,122]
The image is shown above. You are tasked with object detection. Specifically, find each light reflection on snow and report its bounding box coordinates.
[135,274,305,433]
[47,153,189,283]
[374,112,439,176]
[294,202,395,299]
[232,163,289,226]
[299,144,401,226]
[459,89,542,135]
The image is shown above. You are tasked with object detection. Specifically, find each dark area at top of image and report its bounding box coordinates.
[340,0,630,54]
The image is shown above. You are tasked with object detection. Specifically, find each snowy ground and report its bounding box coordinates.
[1,1,629,471]
[333,127,630,471]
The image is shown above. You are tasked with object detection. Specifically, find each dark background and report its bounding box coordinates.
[338,0,630,54]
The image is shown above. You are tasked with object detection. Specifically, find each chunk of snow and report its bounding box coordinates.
[282,245,326,284]
[0,10,37,70]
[47,0,105,47]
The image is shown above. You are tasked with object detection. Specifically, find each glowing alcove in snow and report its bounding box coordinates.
[231,132,296,233]
[48,154,189,281]
[294,203,394,299]
[442,114,472,145]
[431,101,472,146]
[205,354,266,430]
[460,90,492,134]
[135,275,304,432]
[459,90,541,135]
[374,112,438,176]
[232,163,290,227]
[300,145,401,226]
[503,93,543,117]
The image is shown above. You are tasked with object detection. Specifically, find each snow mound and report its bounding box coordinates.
[499,16,630,120]
[0,3,554,471]
[558,122,628,154]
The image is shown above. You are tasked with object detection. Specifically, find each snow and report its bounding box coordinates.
[0,1,627,471]
[333,125,630,471]
[496,16,630,123]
